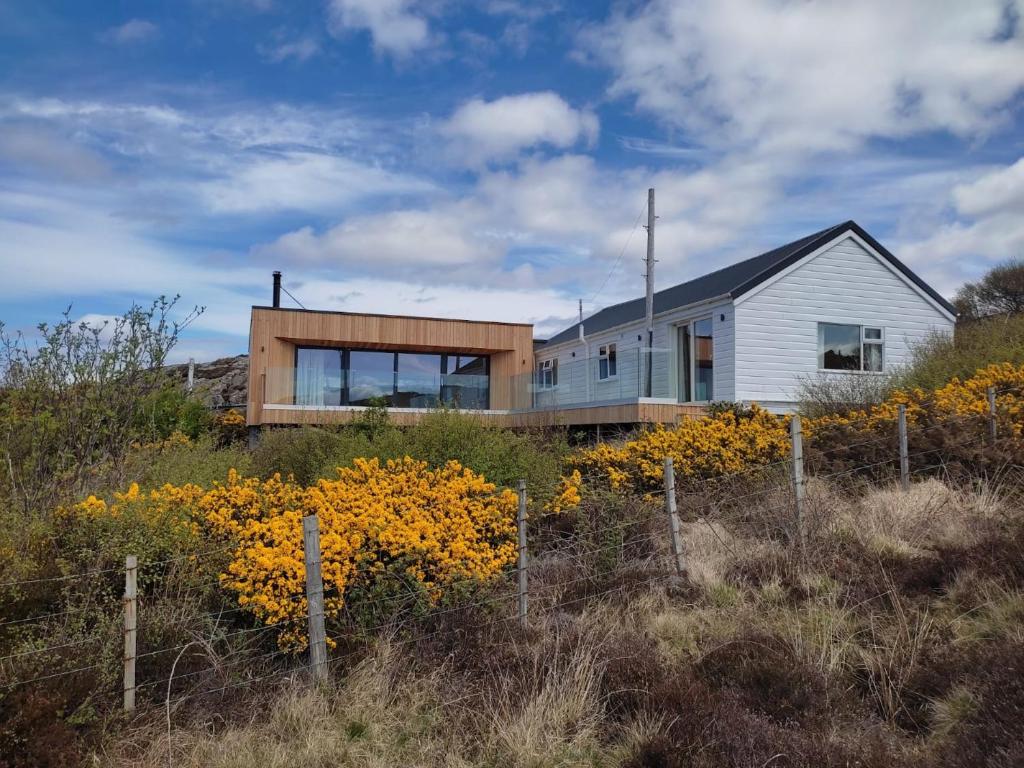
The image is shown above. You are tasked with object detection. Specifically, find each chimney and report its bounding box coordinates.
[272,271,282,308]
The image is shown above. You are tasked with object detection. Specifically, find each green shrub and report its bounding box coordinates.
[251,426,351,486]
[133,384,212,441]
[894,315,1024,392]
[128,435,252,490]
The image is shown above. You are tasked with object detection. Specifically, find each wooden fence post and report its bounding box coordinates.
[123,554,138,713]
[987,387,998,445]
[898,404,910,492]
[186,357,195,392]
[663,457,686,576]
[517,480,528,629]
[790,415,806,548]
[302,515,328,682]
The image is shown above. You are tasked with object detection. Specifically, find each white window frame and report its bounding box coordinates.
[817,323,886,374]
[537,358,558,390]
[597,343,617,381]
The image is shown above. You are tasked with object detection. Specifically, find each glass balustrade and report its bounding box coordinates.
[262,347,673,413]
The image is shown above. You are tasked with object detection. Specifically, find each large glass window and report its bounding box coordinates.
[294,347,489,409]
[443,355,489,409]
[347,350,397,406]
[818,324,884,372]
[395,353,441,408]
[295,347,342,406]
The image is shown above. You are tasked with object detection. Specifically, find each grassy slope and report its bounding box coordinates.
[103,475,1024,768]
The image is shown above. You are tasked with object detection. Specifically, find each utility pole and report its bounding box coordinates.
[644,187,656,397]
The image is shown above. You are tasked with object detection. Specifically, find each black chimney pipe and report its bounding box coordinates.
[272,271,282,308]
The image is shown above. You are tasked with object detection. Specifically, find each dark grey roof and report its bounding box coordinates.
[543,220,956,346]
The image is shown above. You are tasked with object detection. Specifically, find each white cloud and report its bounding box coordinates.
[583,0,1024,156]
[0,125,110,182]
[102,19,159,45]
[899,157,1024,292]
[198,151,436,214]
[442,92,599,164]
[327,0,432,58]
[253,205,500,267]
[260,36,320,63]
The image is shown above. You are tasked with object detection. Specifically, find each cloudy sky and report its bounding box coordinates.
[1,1,1023,362]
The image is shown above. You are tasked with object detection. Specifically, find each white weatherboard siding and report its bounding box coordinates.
[733,235,954,410]
[536,299,736,406]
[650,301,735,401]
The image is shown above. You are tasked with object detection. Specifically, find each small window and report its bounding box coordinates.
[537,358,558,389]
[818,323,885,372]
[598,343,617,380]
[863,327,884,372]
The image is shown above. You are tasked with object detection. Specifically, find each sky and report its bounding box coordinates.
[1,0,1023,363]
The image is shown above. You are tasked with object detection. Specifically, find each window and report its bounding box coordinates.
[294,346,489,408]
[818,323,884,372]
[598,343,617,380]
[537,358,558,389]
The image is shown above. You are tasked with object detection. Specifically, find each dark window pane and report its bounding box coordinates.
[295,348,342,406]
[347,350,396,406]
[677,325,691,402]
[819,323,861,370]
[694,318,713,401]
[395,353,442,408]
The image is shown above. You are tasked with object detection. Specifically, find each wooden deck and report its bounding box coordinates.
[259,401,706,428]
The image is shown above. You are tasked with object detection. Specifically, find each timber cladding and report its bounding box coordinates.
[246,306,535,425]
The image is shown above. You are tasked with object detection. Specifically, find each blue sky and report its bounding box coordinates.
[1,0,1023,362]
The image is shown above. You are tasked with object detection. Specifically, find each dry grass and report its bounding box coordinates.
[90,475,1024,768]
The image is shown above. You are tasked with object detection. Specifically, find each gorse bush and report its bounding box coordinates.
[569,404,790,494]
[66,459,520,651]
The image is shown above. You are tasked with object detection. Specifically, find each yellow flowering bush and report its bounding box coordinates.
[569,405,790,494]
[68,458,519,651]
[203,457,518,650]
[543,469,583,515]
[804,362,1024,438]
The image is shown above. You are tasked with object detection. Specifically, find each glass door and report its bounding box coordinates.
[676,318,713,402]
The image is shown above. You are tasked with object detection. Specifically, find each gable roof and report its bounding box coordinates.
[543,220,956,347]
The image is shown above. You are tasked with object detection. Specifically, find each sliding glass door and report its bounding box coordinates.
[676,318,713,402]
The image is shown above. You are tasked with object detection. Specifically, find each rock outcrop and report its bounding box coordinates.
[166,355,248,408]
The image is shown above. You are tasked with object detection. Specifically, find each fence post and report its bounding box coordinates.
[987,386,998,445]
[186,357,195,392]
[123,554,137,713]
[663,457,686,576]
[516,480,528,629]
[790,415,806,549]
[898,404,910,492]
[302,515,328,682]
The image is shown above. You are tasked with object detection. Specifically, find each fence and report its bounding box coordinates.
[0,386,1018,715]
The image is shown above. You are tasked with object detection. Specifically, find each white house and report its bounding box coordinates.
[533,221,956,413]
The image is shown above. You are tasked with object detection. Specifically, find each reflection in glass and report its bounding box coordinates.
[443,354,489,409]
[818,323,861,370]
[348,350,396,406]
[694,318,714,401]
[295,348,342,406]
[395,353,441,407]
